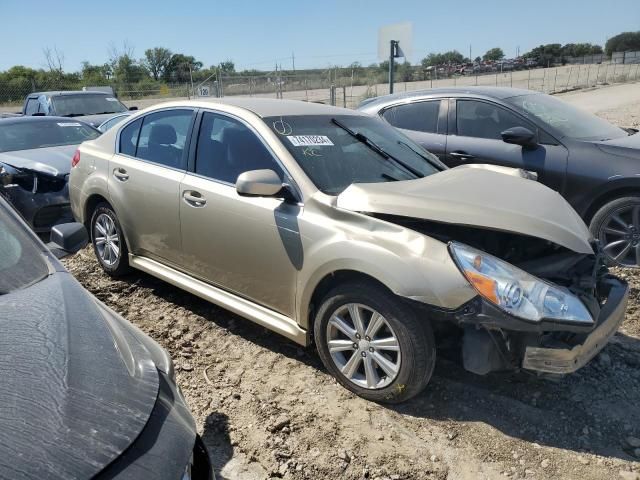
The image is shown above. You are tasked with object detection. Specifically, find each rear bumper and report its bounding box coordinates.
[522,277,628,374]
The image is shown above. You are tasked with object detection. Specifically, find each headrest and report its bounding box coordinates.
[149,124,177,145]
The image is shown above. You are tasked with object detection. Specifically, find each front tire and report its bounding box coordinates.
[90,203,130,276]
[590,196,640,268]
[314,282,435,403]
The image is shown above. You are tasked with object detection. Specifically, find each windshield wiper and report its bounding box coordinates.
[62,113,83,117]
[331,118,424,178]
[396,139,447,170]
[93,111,118,115]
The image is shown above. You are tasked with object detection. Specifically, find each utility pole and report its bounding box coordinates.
[469,44,472,62]
[292,52,295,72]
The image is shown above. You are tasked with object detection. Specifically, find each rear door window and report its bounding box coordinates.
[382,100,441,133]
[135,110,194,169]
[119,118,142,157]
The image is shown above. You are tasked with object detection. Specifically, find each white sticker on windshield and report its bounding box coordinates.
[57,122,82,127]
[105,97,118,102]
[287,135,334,147]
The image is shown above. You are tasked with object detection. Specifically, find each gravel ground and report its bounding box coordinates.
[62,96,640,480]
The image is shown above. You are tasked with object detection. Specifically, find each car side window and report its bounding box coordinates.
[457,100,532,140]
[136,109,193,169]
[382,100,441,134]
[119,118,142,157]
[195,111,282,184]
[25,99,38,116]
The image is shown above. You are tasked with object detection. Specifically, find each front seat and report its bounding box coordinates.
[221,127,275,184]
[148,124,180,168]
[473,103,502,139]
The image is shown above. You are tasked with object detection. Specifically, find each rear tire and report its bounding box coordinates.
[314,282,435,403]
[589,196,640,268]
[90,203,130,276]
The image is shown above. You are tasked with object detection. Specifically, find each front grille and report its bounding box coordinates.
[33,204,72,229]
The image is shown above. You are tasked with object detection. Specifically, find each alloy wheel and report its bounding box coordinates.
[599,204,640,267]
[94,213,121,267]
[325,303,401,389]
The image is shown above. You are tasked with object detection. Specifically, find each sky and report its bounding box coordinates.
[1,0,639,72]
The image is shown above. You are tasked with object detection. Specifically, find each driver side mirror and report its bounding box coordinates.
[47,222,88,259]
[501,126,537,149]
[236,169,296,201]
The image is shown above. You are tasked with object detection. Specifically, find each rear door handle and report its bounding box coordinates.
[113,168,129,181]
[450,151,476,161]
[183,190,207,207]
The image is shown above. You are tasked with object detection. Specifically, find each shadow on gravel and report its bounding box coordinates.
[392,334,640,462]
[201,412,233,480]
[109,269,640,464]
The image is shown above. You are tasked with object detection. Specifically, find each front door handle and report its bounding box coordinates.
[113,168,129,181]
[183,190,207,207]
[450,151,476,161]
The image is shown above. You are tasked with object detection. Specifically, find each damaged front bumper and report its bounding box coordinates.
[426,275,628,376]
[521,277,628,373]
[1,167,71,233]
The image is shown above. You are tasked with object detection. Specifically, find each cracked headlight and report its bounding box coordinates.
[449,242,593,324]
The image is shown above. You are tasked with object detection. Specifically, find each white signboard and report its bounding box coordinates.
[378,22,413,61]
[199,86,210,97]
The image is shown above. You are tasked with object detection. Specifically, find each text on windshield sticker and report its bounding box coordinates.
[287,135,334,147]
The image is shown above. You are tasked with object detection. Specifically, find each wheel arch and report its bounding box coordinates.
[300,268,400,342]
[84,193,110,230]
[85,195,133,254]
[584,183,640,225]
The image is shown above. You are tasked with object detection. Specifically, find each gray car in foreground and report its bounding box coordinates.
[0,116,101,233]
[0,196,212,479]
[359,87,640,267]
[70,98,627,403]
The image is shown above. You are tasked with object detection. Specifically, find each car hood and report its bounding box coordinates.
[336,166,593,254]
[0,272,159,479]
[79,112,125,127]
[595,132,640,159]
[0,144,77,177]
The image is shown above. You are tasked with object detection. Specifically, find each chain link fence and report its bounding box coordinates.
[2,53,640,113]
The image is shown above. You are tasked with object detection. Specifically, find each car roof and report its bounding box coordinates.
[28,90,111,98]
[358,86,536,110]
[151,97,365,118]
[0,115,94,126]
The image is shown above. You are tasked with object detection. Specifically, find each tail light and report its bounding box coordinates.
[71,150,80,168]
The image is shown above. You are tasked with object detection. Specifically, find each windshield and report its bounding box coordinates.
[264,114,443,195]
[506,93,627,141]
[52,94,128,116]
[0,204,49,294]
[0,120,100,152]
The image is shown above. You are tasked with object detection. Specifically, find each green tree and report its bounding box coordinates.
[143,47,172,80]
[483,47,505,62]
[219,60,235,74]
[164,54,203,82]
[523,43,562,65]
[561,43,603,57]
[605,31,640,56]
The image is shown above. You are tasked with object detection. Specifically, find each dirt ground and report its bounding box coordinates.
[63,95,640,480]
